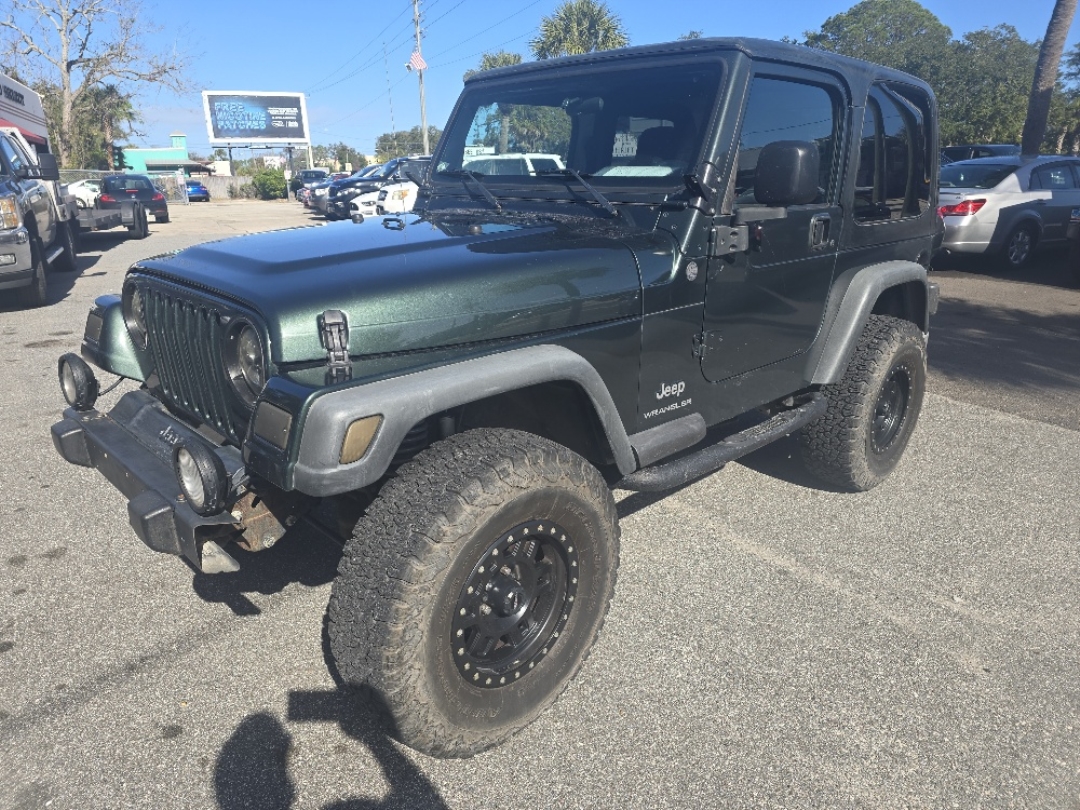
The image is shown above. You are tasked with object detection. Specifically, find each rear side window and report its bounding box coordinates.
[854,83,933,222]
[1030,164,1078,190]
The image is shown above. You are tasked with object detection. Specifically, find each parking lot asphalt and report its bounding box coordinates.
[1,201,1078,809]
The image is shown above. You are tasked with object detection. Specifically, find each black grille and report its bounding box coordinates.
[144,285,243,442]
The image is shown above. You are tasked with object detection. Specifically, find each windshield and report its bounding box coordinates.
[434,59,725,189]
[939,163,1017,189]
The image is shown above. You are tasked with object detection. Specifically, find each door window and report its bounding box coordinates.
[735,76,840,204]
[0,136,27,175]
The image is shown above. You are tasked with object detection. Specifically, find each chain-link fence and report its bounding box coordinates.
[146,171,188,204]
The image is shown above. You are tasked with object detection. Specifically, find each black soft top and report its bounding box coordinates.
[463,37,933,99]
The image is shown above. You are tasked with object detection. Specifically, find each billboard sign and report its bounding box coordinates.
[202,91,310,144]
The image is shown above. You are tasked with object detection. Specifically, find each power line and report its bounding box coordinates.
[425,0,544,61]
[305,7,412,94]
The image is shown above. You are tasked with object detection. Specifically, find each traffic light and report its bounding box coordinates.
[111,144,126,170]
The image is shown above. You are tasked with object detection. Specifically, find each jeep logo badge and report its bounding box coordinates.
[655,381,686,400]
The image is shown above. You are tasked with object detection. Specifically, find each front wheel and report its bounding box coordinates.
[328,428,620,758]
[800,315,926,491]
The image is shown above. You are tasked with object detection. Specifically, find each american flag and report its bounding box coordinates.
[407,51,428,72]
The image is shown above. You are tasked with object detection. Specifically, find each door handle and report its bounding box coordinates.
[810,213,832,248]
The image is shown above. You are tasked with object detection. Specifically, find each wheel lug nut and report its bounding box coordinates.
[480,604,492,615]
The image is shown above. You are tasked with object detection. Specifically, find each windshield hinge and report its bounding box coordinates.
[319,310,352,384]
[708,224,749,257]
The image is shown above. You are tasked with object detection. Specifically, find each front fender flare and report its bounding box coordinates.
[290,344,636,497]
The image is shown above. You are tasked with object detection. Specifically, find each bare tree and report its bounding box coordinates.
[1020,0,1078,156]
[0,0,191,166]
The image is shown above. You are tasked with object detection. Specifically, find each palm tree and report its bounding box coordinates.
[530,0,629,60]
[465,52,524,153]
[1020,0,1078,155]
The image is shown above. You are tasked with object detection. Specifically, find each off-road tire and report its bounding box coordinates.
[1001,223,1036,270]
[800,315,926,491]
[52,221,79,273]
[16,237,48,308]
[328,428,620,758]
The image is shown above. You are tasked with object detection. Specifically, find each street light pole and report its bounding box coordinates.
[412,0,430,155]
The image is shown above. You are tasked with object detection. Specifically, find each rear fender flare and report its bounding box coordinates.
[808,260,928,385]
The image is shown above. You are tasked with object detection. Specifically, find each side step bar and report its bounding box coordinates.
[617,394,826,492]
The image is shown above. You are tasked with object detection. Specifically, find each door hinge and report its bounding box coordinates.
[692,331,722,358]
[708,224,749,257]
[319,309,352,384]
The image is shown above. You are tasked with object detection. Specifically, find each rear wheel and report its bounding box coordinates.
[801,315,926,491]
[155,212,169,223]
[328,428,620,758]
[1001,223,1036,269]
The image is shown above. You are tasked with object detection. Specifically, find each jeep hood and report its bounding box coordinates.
[135,213,649,364]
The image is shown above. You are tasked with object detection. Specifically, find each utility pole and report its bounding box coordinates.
[384,42,398,159]
[412,0,430,155]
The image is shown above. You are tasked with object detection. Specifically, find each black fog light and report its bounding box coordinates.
[173,441,228,516]
[58,352,99,410]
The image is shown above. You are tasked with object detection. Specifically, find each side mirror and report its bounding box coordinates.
[754,141,819,206]
[35,152,61,182]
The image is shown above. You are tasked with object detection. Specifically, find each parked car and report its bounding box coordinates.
[461,152,566,176]
[376,159,430,214]
[98,173,169,223]
[290,168,329,192]
[940,144,1020,163]
[64,178,101,208]
[337,157,428,219]
[185,179,210,202]
[328,159,411,219]
[937,156,1080,269]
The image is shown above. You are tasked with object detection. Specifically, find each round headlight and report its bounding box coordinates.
[226,322,266,403]
[237,326,264,391]
[125,285,148,348]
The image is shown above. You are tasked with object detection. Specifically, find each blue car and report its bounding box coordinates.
[185,179,210,202]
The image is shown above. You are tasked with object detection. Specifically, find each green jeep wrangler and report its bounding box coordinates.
[52,38,940,757]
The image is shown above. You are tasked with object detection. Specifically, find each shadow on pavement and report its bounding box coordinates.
[929,296,1080,393]
[191,523,342,616]
[214,691,450,810]
[932,246,1079,289]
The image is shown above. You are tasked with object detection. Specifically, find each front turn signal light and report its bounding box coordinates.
[340,415,383,464]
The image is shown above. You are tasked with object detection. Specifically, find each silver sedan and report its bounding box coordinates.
[937,155,1080,269]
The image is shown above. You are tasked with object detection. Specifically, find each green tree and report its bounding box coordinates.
[678,31,704,40]
[530,0,629,59]
[464,52,525,153]
[944,26,1038,145]
[375,125,442,162]
[803,0,953,83]
[1020,0,1078,155]
[463,50,524,82]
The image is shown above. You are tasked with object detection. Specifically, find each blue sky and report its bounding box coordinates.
[131,0,1080,156]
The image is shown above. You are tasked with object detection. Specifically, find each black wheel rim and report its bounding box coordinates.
[451,519,577,689]
[871,364,911,454]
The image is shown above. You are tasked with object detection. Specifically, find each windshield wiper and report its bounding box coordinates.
[536,168,619,217]
[440,169,502,211]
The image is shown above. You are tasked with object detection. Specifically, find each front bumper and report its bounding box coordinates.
[51,389,245,573]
